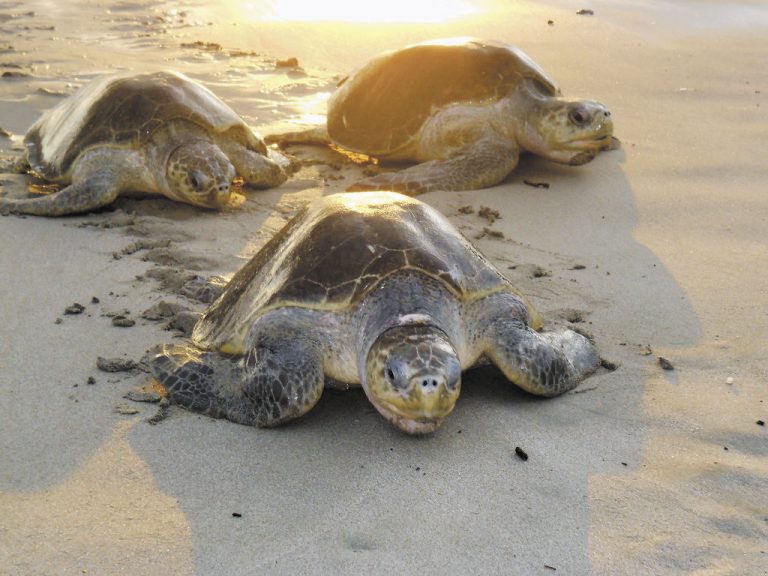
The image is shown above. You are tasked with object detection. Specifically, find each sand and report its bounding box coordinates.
[1,1,766,574]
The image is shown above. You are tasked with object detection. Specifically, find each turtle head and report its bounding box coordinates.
[166,141,236,208]
[364,325,461,434]
[522,96,614,165]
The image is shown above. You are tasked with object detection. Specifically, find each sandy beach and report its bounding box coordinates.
[1,1,766,574]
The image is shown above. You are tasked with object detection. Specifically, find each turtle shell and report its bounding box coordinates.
[193,191,533,354]
[25,71,261,180]
[327,38,560,157]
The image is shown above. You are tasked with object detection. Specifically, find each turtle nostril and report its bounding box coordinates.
[422,379,429,388]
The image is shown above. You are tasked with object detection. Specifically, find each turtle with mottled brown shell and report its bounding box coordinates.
[148,191,600,434]
[271,38,617,194]
[0,70,287,216]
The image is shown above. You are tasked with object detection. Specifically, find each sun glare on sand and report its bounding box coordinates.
[248,0,477,23]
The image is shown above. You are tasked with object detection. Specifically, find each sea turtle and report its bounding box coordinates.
[0,70,288,216]
[148,191,600,434]
[270,38,617,195]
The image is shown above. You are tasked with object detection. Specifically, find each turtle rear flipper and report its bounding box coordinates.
[148,334,325,427]
[346,139,519,195]
[149,343,266,424]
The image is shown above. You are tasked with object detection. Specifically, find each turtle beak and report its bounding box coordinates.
[207,164,236,207]
[209,181,231,206]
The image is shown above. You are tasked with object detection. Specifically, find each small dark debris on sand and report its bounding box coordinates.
[563,309,585,323]
[179,274,227,303]
[229,49,258,57]
[532,266,550,278]
[757,420,765,427]
[169,310,201,335]
[478,205,501,223]
[514,446,529,461]
[146,268,225,302]
[54,317,62,324]
[112,315,136,327]
[113,403,140,415]
[523,179,550,189]
[113,238,172,259]
[276,56,299,68]
[2,70,30,78]
[570,264,586,270]
[458,205,475,215]
[147,398,171,425]
[105,308,131,318]
[475,227,505,240]
[142,300,189,321]
[87,376,96,385]
[181,40,222,51]
[232,512,242,518]
[639,344,653,356]
[124,389,162,403]
[544,566,557,572]
[576,8,595,16]
[76,211,136,229]
[142,246,216,271]
[91,296,100,304]
[600,358,618,371]
[0,126,12,138]
[547,19,554,25]
[658,357,674,371]
[64,302,85,315]
[97,356,137,373]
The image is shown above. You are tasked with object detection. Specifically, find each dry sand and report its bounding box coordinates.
[1,1,766,574]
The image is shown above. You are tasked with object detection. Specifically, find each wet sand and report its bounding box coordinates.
[1,1,766,574]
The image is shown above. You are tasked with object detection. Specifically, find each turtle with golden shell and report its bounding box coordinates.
[271,38,616,194]
[148,191,600,434]
[0,70,287,216]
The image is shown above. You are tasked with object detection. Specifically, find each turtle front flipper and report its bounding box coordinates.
[148,335,325,427]
[220,142,288,189]
[347,139,519,195]
[483,319,600,397]
[0,170,121,216]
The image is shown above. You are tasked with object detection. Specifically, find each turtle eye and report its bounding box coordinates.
[568,107,591,126]
[189,170,204,190]
[386,368,395,382]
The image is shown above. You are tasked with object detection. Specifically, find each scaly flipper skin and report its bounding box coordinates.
[482,318,600,396]
[218,140,288,188]
[0,170,121,216]
[149,328,325,427]
[347,139,520,195]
